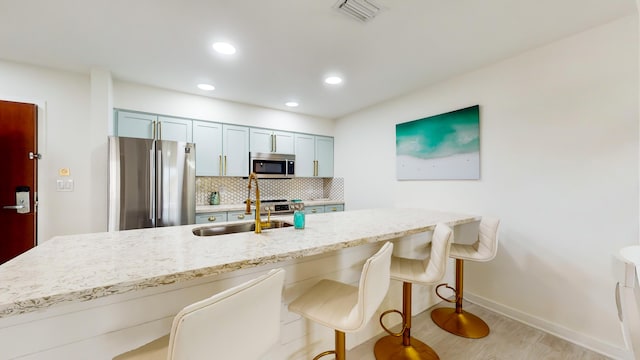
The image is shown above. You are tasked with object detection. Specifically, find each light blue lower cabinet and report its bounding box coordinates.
[305,204,344,215]
[195,211,256,224]
[324,204,344,212]
[195,212,228,224]
[304,205,325,215]
[227,210,255,222]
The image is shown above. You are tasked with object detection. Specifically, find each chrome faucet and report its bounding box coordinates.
[245,172,271,233]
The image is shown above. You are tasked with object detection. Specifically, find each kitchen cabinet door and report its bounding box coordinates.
[227,210,254,222]
[193,121,223,176]
[195,212,228,224]
[324,204,344,212]
[304,205,325,215]
[315,136,334,178]
[250,128,294,154]
[294,134,315,177]
[223,124,249,177]
[114,110,156,139]
[157,116,193,142]
[294,134,334,177]
[115,111,192,142]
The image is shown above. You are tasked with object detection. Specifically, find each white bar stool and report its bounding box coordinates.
[288,242,394,360]
[113,268,285,360]
[431,217,500,338]
[616,245,640,360]
[374,223,453,360]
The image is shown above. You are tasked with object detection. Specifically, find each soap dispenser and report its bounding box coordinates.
[294,209,305,229]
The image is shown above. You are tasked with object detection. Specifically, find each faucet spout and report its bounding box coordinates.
[246,172,265,234]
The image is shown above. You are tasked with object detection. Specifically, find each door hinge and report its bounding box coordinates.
[29,152,42,160]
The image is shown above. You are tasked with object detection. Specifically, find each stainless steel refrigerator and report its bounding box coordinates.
[108,136,195,231]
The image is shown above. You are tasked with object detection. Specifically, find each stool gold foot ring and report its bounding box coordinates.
[374,282,439,360]
[431,259,489,339]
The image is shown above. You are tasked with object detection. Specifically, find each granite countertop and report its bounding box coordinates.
[0,208,479,318]
[196,199,345,213]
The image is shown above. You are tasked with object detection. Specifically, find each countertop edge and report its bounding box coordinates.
[0,209,479,318]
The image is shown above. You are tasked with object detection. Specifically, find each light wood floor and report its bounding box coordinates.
[348,301,610,360]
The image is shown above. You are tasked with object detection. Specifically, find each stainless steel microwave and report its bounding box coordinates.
[249,152,295,178]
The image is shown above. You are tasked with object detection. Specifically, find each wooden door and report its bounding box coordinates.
[0,100,37,264]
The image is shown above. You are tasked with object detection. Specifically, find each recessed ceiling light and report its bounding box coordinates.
[212,42,236,55]
[285,101,299,107]
[197,83,215,91]
[325,76,343,85]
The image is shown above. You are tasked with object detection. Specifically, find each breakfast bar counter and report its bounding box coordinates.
[0,208,479,319]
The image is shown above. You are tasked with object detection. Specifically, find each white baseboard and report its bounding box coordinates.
[464,292,632,360]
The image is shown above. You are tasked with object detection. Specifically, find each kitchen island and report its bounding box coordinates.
[0,208,480,359]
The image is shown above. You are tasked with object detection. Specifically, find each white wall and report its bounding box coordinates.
[0,61,95,243]
[335,15,639,359]
[0,62,335,243]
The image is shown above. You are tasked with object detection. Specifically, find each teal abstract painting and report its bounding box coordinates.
[396,105,480,180]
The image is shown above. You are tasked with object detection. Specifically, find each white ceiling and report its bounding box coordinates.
[0,0,636,119]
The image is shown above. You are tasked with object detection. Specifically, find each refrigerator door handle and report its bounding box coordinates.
[149,149,154,222]
[157,149,162,220]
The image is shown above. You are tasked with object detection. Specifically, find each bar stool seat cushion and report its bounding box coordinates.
[391,223,453,285]
[288,279,360,331]
[289,242,393,333]
[114,336,169,360]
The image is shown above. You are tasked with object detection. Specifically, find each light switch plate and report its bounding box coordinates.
[56,179,74,192]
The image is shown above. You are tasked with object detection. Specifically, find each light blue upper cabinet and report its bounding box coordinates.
[115,110,192,142]
[294,134,333,177]
[294,134,316,177]
[250,128,294,154]
[193,121,223,176]
[193,121,248,177]
[157,116,193,142]
[116,109,329,178]
[114,110,157,139]
[315,136,334,178]
[223,124,249,177]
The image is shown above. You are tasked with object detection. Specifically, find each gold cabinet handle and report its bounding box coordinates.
[224,155,227,175]
[237,214,245,220]
[219,155,222,176]
[152,121,157,139]
[330,207,337,212]
[311,208,317,213]
[314,160,318,177]
[208,216,217,222]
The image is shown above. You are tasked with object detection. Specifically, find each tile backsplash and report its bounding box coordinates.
[196,177,344,205]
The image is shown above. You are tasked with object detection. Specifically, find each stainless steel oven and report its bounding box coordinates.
[249,152,295,178]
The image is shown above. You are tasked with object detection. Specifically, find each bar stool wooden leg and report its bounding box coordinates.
[374,282,439,359]
[431,259,490,339]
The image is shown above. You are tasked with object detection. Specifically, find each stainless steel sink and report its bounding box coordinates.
[192,220,293,236]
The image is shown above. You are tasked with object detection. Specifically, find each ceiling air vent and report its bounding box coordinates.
[334,0,382,22]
